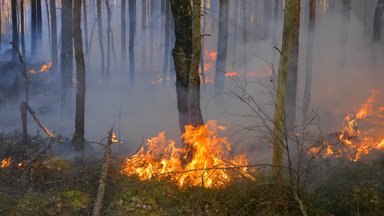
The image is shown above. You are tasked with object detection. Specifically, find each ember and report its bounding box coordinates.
[121,120,251,188]
[1,157,11,169]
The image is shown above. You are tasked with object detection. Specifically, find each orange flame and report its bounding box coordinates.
[310,90,384,161]
[111,132,119,143]
[208,51,217,60]
[39,62,52,73]
[1,157,11,169]
[121,120,251,188]
[225,71,239,78]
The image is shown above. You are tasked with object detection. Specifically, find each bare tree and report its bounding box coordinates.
[20,0,26,56]
[97,0,105,80]
[36,0,42,50]
[162,0,171,85]
[272,0,301,180]
[60,0,73,113]
[121,0,126,69]
[170,0,204,134]
[50,0,58,72]
[214,0,229,92]
[83,0,89,57]
[141,0,147,72]
[72,0,86,152]
[302,0,316,122]
[105,0,112,81]
[31,0,37,56]
[11,0,19,61]
[128,0,136,84]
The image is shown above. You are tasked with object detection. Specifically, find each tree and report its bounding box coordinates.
[20,0,26,56]
[50,0,58,73]
[302,0,316,122]
[0,3,2,51]
[106,0,112,81]
[141,0,147,72]
[60,0,73,113]
[72,0,86,152]
[272,0,301,180]
[36,0,42,50]
[96,0,105,81]
[373,0,384,42]
[128,0,136,84]
[170,0,204,134]
[338,0,352,71]
[162,0,171,85]
[31,0,37,56]
[214,0,229,92]
[83,0,89,57]
[121,0,126,69]
[11,0,19,61]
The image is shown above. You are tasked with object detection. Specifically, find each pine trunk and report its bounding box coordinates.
[121,0,126,69]
[73,0,86,152]
[11,0,19,61]
[373,0,384,42]
[50,0,58,73]
[129,0,136,84]
[214,0,229,92]
[272,0,301,180]
[31,0,37,56]
[20,0,26,56]
[97,0,105,80]
[36,0,42,50]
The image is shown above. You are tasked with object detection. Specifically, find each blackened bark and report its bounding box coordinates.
[129,0,136,84]
[73,0,86,152]
[50,0,58,73]
[170,0,204,134]
[121,0,126,68]
[97,0,105,80]
[11,0,19,61]
[373,0,384,42]
[20,0,26,56]
[31,0,37,56]
[214,0,229,92]
[60,0,73,113]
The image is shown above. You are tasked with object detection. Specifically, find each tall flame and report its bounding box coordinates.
[311,90,384,161]
[121,120,251,188]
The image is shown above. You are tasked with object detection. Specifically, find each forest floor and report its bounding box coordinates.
[0,133,383,216]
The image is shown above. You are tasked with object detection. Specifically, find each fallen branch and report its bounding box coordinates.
[22,102,55,138]
[92,127,114,216]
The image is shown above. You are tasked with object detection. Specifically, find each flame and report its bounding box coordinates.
[29,69,37,74]
[208,51,217,60]
[1,157,11,169]
[310,90,384,161]
[39,62,52,73]
[225,71,239,78]
[121,120,251,188]
[111,132,119,143]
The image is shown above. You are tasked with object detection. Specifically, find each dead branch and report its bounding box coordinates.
[23,102,55,138]
[92,127,114,216]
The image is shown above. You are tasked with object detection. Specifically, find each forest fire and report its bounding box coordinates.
[121,120,251,188]
[225,71,239,77]
[29,62,53,74]
[311,90,384,161]
[1,157,11,169]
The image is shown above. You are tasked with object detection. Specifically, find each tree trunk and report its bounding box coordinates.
[36,0,42,51]
[373,0,384,42]
[162,0,171,85]
[0,3,2,52]
[141,0,147,72]
[121,0,126,69]
[170,0,204,134]
[338,0,352,71]
[97,0,105,81]
[128,0,136,84]
[302,0,316,122]
[20,0,26,56]
[83,0,89,57]
[31,0,37,56]
[242,0,247,73]
[11,0,19,61]
[60,0,73,114]
[272,0,301,180]
[73,0,86,152]
[50,0,58,73]
[106,0,112,81]
[214,0,229,92]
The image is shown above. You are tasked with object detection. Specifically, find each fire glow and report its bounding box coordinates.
[311,90,384,161]
[29,62,53,74]
[121,120,251,188]
[1,157,11,169]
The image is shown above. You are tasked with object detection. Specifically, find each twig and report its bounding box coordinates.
[23,102,55,138]
[92,126,114,216]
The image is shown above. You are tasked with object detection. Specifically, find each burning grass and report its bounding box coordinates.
[121,120,252,188]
